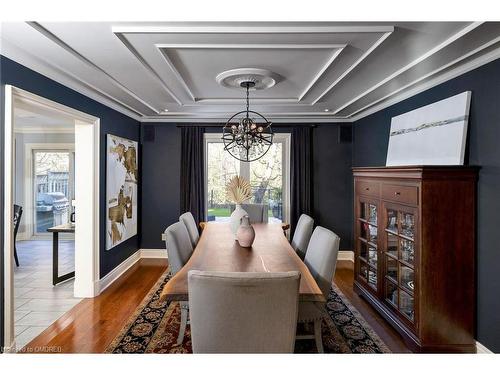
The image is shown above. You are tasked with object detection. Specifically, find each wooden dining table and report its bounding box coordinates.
[160,222,325,303]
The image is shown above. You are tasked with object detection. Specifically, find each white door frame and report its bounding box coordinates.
[3,85,101,351]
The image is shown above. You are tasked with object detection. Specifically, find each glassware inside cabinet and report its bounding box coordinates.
[368,268,377,288]
[386,209,398,232]
[368,204,377,225]
[400,265,414,291]
[368,246,377,266]
[368,225,378,243]
[400,212,415,239]
[401,239,415,264]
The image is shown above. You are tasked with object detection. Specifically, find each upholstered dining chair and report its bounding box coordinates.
[296,226,340,353]
[231,203,269,223]
[179,212,199,248]
[290,214,314,260]
[13,204,23,267]
[188,270,301,353]
[163,221,194,345]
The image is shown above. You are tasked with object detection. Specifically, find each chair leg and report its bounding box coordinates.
[14,244,19,267]
[314,319,324,353]
[176,301,189,345]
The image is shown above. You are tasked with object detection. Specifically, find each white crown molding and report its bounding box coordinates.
[1,38,143,121]
[112,25,395,35]
[332,22,483,115]
[141,116,352,123]
[27,22,161,115]
[350,45,500,122]
[348,37,500,119]
[311,31,393,105]
[476,341,494,354]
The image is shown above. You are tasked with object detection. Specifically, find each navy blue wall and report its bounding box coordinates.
[0,55,142,283]
[353,57,500,352]
[140,123,353,250]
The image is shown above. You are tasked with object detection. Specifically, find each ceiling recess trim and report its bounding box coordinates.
[150,43,347,104]
[111,25,395,35]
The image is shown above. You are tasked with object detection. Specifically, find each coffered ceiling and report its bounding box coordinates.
[1,22,500,122]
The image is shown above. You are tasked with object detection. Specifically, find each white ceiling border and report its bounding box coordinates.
[27,22,162,115]
[1,38,143,121]
[330,22,484,115]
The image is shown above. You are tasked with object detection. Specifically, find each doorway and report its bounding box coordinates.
[3,86,100,351]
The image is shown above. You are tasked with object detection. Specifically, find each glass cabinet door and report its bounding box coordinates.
[357,198,379,292]
[382,204,417,325]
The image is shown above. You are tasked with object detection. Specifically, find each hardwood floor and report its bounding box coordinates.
[21,258,168,353]
[21,259,411,353]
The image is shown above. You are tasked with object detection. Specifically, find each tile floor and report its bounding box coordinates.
[14,239,82,350]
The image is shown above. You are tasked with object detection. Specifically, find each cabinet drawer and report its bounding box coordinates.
[381,184,418,205]
[356,180,380,197]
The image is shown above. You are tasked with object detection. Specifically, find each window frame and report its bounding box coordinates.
[203,132,291,224]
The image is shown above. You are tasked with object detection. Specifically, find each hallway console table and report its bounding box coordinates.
[47,223,75,285]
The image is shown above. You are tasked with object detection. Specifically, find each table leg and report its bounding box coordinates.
[52,232,59,286]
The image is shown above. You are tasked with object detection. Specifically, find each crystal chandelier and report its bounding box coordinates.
[222,81,273,162]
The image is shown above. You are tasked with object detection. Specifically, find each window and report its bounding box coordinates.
[204,133,290,223]
[33,150,75,234]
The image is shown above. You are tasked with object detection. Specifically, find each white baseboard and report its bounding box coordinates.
[476,341,494,354]
[140,248,168,258]
[98,250,141,294]
[97,248,167,294]
[338,250,354,262]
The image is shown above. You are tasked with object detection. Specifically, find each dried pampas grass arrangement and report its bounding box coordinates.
[226,175,252,204]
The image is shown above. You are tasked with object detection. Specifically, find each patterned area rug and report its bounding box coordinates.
[105,270,390,353]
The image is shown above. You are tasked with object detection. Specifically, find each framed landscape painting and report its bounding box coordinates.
[106,134,138,250]
[386,91,471,166]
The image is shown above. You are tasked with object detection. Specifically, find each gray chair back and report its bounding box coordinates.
[304,226,340,298]
[188,270,300,353]
[179,212,199,248]
[231,203,268,223]
[291,214,314,259]
[164,222,194,275]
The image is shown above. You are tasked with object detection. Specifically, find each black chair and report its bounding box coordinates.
[13,204,23,267]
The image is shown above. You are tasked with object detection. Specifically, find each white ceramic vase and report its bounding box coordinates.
[230,204,248,239]
[236,215,255,248]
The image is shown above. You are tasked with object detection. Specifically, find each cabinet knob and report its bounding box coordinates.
[365,187,370,191]
[395,191,401,196]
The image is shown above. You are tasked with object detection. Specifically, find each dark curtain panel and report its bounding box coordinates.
[180,127,205,223]
[290,126,313,233]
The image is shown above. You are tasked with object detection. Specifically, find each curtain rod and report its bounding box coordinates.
[173,124,317,128]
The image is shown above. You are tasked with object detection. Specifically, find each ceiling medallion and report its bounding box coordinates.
[221,79,273,162]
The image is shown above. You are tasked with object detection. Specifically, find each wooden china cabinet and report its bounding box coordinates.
[352,166,478,353]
